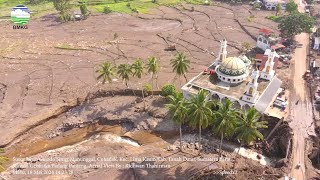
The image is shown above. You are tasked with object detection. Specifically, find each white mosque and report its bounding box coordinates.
[182,39,282,113]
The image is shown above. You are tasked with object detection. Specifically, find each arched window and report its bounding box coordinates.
[266,66,270,73]
[249,87,253,95]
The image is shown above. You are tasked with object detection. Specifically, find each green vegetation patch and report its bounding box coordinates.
[55,43,90,51]
[0,0,54,18]
[266,15,283,22]
[0,0,208,18]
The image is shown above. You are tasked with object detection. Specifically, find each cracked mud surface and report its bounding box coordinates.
[0,4,278,147]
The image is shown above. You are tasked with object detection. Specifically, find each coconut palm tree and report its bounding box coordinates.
[96,61,116,95]
[212,99,237,160]
[170,52,190,86]
[235,107,268,152]
[0,148,8,172]
[117,63,133,88]
[146,56,160,92]
[132,58,146,108]
[96,62,115,84]
[166,92,187,151]
[131,58,144,79]
[186,89,213,154]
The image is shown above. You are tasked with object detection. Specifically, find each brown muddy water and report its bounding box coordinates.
[3,122,179,169]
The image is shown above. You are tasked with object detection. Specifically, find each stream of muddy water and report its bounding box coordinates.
[4,121,178,164]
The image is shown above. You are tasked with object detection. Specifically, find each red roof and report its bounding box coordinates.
[255,54,265,60]
[259,28,273,36]
[255,54,279,70]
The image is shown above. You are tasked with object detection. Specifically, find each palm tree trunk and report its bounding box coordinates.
[110,82,115,97]
[151,74,154,96]
[199,123,202,155]
[184,74,188,83]
[179,76,181,87]
[219,133,224,161]
[142,87,146,110]
[179,124,182,152]
[155,74,159,89]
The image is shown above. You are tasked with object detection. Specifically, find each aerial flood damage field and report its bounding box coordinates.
[0,1,319,180]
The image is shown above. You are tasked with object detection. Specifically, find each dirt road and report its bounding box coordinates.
[288,1,316,180]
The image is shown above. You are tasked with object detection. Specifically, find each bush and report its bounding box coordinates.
[59,13,71,22]
[80,1,89,17]
[161,84,176,97]
[104,6,112,14]
[143,84,152,92]
[131,8,139,13]
[28,0,46,4]
[266,15,283,22]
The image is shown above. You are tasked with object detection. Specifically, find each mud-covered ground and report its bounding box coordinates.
[0,94,288,180]
[0,3,279,147]
[0,2,288,180]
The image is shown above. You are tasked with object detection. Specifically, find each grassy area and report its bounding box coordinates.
[0,0,55,18]
[54,43,90,51]
[0,0,207,18]
[266,15,283,23]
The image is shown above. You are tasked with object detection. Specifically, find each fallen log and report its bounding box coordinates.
[36,102,53,106]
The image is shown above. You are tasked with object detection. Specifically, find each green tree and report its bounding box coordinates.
[53,0,72,22]
[286,0,298,13]
[131,58,144,79]
[117,63,133,88]
[79,0,89,18]
[166,92,187,151]
[212,99,237,160]
[96,62,115,84]
[235,107,268,151]
[279,12,315,38]
[29,0,46,4]
[132,58,146,108]
[0,148,8,172]
[275,4,281,16]
[96,62,116,95]
[161,84,176,97]
[186,89,213,154]
[170,52,190,86]
[146,56,160,93]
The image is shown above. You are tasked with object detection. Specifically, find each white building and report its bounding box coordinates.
[264,0,287,10]
[260,49,276,80]
[182,39,282,113]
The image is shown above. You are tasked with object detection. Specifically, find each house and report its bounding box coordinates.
[257,28,284,51]
[263,0,287,10]
[313,37,320,50]
[255,52,280,71]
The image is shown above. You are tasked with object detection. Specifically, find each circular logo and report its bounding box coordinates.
[11,5,30,25]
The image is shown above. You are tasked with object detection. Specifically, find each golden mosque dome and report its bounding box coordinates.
[218,57,247,76]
